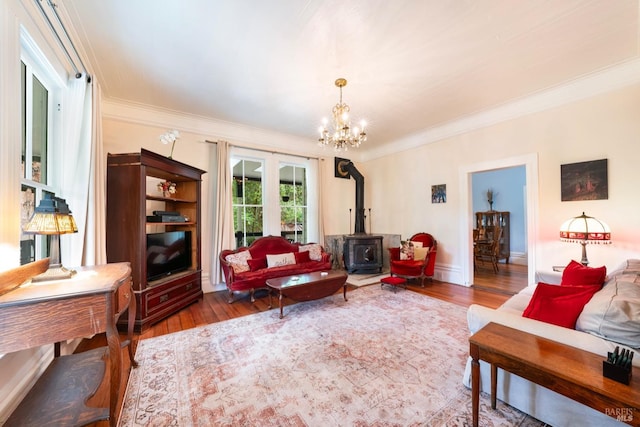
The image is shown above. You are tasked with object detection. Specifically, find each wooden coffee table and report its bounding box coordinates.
[469,322,640,427]
[266,271,348,318]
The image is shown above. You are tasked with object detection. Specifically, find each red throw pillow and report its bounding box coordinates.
[522,282,600,329]
[561,260,606,287]
[247,257,267,272]
[294,250,311,264]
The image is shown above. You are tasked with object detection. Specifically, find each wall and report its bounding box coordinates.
[360,83,640,284]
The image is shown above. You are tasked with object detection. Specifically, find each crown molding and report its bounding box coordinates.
[361,58,640,162]
[101,98,329,158]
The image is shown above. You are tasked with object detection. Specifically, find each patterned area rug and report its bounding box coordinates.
[118,286,545,426]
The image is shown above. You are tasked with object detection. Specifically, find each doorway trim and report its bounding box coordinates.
[459,153,539,287]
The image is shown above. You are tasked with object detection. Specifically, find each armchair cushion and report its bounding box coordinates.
[561,260,607,287]
[522,282,600,329]
[225,249,252,274]
[266,252,296,268]
[400,240,415,260]
[247,257,267,272]
[294,250,311,264]
[299,243,323,261]
[414,246,429,261]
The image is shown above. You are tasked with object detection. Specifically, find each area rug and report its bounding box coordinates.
[118,286,545,426]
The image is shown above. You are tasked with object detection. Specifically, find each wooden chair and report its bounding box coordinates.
[474,226,502,273]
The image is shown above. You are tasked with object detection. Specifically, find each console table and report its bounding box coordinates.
[469,322,640,427]
[0,262,137,426]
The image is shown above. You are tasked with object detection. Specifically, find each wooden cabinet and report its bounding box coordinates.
[107,149,206,331]
[1,262,136,427]
[475,211,510,263]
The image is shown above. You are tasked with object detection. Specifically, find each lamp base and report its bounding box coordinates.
[31,265,76,282]
[580,242,589,266]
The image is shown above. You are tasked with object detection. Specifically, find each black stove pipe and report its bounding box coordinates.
[345,161,365,234]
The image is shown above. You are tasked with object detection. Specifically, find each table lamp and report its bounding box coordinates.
[559,212,611,266]
[22,195,78,281]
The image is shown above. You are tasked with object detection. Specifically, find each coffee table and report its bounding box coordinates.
[266,271,348,318]
[469,322,640,427]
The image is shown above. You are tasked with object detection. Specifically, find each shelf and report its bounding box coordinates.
[146,222,196,226]
[5,347,109,426]
[146,195,196,203]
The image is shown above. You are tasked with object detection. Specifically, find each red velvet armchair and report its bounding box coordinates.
[388,232,437,286]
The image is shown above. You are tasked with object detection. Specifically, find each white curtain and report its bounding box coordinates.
[59,77,105,267]
[209,140,234,284]
[317,157,326,245]
[85,81,106,265]
[59,76,91,267]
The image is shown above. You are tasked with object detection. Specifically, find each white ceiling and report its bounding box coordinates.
[62,0,639,152]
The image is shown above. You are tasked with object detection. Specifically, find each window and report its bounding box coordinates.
[20,44,60,264]
[231,149,318,248]
[232,158,264,247]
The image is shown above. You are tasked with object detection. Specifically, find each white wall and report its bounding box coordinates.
[359,83,640,284]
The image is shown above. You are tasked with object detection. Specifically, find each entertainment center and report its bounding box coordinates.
[106,149,205,331]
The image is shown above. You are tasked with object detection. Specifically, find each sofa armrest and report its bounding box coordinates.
[388,247,400,261]
[219,257,235,285]
[535,270,562,285]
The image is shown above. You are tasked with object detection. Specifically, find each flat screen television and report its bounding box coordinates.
[146,231,192,281]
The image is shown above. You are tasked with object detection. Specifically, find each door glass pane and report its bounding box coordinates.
[31,75,48,184]
[232,159,263,247]
[280,165,307,243]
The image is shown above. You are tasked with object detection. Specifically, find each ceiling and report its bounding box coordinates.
[62,0,639,153]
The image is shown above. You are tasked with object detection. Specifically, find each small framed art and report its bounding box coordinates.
[432,184,446,203]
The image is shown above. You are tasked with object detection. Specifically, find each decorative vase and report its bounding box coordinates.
[163,190,171,198]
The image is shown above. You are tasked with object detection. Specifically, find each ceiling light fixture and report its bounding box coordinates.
[318,78,367,151]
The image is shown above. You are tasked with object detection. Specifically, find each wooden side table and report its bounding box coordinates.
[0,262,137,426]
[469,322,639,427]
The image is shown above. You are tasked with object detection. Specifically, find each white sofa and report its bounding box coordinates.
[462,260,640,427]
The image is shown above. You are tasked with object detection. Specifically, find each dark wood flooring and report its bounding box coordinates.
[81,268,527,426]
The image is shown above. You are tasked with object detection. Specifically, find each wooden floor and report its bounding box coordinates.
[81,269,526,426]
[473,262,528,295]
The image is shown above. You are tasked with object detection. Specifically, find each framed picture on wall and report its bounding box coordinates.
[431,184,446,203]
[560,158,608,201]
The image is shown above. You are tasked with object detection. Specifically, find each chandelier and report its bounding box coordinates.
[318,78,367,151]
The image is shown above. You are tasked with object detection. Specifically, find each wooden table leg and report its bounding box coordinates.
[343,284,348,301]
[470,344,480,427]
[491,363,497,409]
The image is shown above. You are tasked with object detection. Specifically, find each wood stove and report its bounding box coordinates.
[341,161,383,274]
[344,234,383,273]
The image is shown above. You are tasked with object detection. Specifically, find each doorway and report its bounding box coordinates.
[459,154,539,289]
[472,166,527,294]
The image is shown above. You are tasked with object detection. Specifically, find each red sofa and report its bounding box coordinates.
[220,235,332,303]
